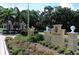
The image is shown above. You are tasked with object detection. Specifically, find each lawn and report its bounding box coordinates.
[15,34,29,41]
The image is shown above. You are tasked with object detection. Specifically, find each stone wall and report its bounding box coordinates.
[44,24,78,51]
[51,25,65,47]
[67,32,77,51]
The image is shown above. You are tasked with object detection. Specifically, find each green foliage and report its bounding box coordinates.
[15,33,44,43]
[27,34,44,43]
[48,44,55,49]
[77,46,79,50]
[27,36,36,42]
[15,34,28,41]
[76,51,79,55]
[39,41,45,45]
[57,47,66,53]
[10,47,26,55]
[78,39,79,46]
[1,5,79,32]
[5,37,13,41]
[64,50,72,55]
[34,30,38,34]
[35,34,44,41]
[5,35,55,55]
[53,45,59,50]
[20,29,28,36]
[39,40,49,46]
[5,37,14,50]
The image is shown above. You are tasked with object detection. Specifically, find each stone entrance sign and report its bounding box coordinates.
[44,24,65,47]
[51,24,65,47]
[44,24,78,51]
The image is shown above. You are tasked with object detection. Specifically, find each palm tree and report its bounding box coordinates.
[0,8,14,23]
[13,7,21,22]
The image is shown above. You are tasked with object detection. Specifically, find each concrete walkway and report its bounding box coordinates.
[0,34,15,55]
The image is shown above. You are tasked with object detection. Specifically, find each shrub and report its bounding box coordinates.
[20,29,27,36]
[70,51,75,55]
[27,34,44,43]
[34,30,38,34]
[78,42,79,46]
[5,37,13,42]
[39,40,49,46]
[64,50,72,55]
[5,37,13,40]
[15,34,28,42]
[77,46,79,50]
[35,34,44,42]
[48,44,55,49]
[27,36,36,42]
[76,51,79,55]
[39,41,46,45]
[58,47,65,54]
[53,46,59,50]
[5,37,14,50]
[23,50,30,55]
[10,47,20,55]
[10,47,25,55]
[45,44,49,47]
[18,49,29,55]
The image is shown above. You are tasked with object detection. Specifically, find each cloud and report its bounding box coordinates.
[59,3,74,10]
[0,3,27,11]
[59,3,71,8]
[0,3,76,11]
[0,0,79,3]
[59,0,73,8]
[15,4,27,11]
[40,6,45,12]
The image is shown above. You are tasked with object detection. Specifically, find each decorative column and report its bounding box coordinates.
[67,26,78,51]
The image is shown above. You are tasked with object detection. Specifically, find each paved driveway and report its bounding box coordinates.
[0,34,16,55]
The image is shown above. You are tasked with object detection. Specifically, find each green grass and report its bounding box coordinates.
[15,34,29,41]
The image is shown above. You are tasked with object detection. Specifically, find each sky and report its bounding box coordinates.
[0,3,79,11]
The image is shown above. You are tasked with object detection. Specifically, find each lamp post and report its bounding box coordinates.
[27,3,30,36]
[27,3,29,29]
